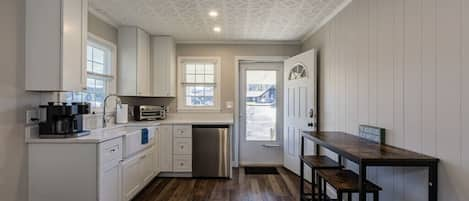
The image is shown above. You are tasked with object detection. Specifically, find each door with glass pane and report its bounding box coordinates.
[239,62,283,165]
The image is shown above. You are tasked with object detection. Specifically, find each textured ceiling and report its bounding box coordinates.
[89,0,349,42]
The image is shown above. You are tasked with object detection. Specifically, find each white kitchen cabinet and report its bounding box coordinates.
[100,162,121,201]
[25,0,87,91]
[28,137,123,201]
[122,146,155,201]
[153,127,160,176]
[158,125,173,171]
[142,147,155,185]
[151,36,177,97]
[99,137,123,201]
[118,26,151,96]
[122,152,143,201]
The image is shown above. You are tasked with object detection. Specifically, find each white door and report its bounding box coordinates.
[239,62,283,166]
[283,49,317,175]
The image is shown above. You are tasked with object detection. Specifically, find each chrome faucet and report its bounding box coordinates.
[102,94,122,128]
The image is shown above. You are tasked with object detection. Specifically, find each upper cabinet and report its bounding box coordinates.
[151,36,177,97]
[117,27,151,96]
[26,0,88,91]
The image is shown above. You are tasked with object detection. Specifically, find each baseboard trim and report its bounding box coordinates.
[239,162,283,167]
[157,172,192,178]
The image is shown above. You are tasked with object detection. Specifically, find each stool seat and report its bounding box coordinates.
[300,155,343,169]
[317,169,382,193]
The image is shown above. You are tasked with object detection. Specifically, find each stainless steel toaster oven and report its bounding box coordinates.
[134,105,167,121]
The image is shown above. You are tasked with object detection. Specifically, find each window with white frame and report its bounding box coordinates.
[177,57,221,111]
[66,36,116,111]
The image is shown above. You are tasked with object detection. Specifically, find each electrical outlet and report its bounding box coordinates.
[26,109,39,125]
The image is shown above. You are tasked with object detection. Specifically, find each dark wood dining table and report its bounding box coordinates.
[301,131,440,201]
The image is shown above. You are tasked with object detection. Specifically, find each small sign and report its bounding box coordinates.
[359,125,385,144]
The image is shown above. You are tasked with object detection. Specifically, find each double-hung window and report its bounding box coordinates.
[66,35,116,112]
[177,57,221,111]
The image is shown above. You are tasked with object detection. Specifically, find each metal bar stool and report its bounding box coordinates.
[316,169,382,201]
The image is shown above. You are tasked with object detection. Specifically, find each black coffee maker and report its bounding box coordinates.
[38,102,90,138]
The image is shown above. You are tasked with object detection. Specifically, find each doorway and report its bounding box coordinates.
[239,61,283,166]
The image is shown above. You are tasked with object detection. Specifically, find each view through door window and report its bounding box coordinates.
[245,70,277,141]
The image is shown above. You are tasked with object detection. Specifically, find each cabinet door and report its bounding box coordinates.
[61,0,86,91]
[158,125,173,171]
[122,155,142,201]
[153,128,160,175]
[137,29,151,96]
[151,36,176,97]
[100,162,121,201]
[142,147,155,185]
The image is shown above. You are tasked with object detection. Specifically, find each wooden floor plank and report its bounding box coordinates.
[132,167,304,201]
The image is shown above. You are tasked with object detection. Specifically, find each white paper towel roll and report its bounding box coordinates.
[116,104,128,124]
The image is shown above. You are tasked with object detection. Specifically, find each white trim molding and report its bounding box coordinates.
[177,56,222,112]
[88,6,119,28]
[233,56,289,168]
[176,40,301,45]
[300,0,353,42]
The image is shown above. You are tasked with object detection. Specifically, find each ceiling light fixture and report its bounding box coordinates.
[213,26,221,33]
[209,10,218,17]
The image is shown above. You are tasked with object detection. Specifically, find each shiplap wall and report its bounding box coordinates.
[302,0,469,200]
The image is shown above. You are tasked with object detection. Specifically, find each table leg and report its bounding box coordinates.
[359,163,366,201]
[429,163,438,201]
[300,137,305,201]
[311,167,316,201]
[315,144,320,155]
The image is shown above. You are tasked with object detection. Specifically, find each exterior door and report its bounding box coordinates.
[239,62,283,166]
[283,49,317,175]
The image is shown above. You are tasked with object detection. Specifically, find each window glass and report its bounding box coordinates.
[66,40,113,110]
[180,60,218,109]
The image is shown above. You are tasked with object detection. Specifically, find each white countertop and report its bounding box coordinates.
[26,112,233,144]
[134,112,234,125]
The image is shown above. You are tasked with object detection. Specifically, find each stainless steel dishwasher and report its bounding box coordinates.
[192,125,230,178]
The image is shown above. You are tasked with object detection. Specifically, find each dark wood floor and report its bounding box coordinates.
[133,167,311,201]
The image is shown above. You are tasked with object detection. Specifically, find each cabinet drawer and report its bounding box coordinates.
[173,138,192,155]
[100,137,123,164]
[173,155,192,172]
[173,125,192,138]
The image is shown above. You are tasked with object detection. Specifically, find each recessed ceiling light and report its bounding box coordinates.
[209,10,218,17]
[213,26,221,33]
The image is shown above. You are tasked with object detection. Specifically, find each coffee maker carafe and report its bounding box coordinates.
[38,102,90,138]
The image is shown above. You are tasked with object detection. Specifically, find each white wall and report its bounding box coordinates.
[302,0,469,200]
[0,0,41,200]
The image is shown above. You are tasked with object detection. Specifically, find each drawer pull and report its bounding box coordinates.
[110,149,116,152]
[180,145,184,149]
[180,162,184,166]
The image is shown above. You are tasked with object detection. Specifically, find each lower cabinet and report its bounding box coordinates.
[122,146,155,201]
[100,161,122,201]
[158,125,173,171]
[157,124,193,174]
